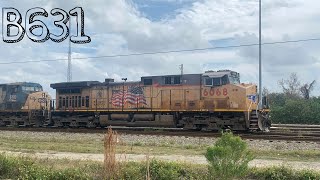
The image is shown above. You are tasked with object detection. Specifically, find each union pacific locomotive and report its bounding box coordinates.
[0,70,271,131]
[49,70,270,131]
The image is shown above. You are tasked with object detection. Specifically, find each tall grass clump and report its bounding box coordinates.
[205,132,253,180]
[104,126,118,179]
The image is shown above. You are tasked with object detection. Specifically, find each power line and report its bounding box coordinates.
[0,37,320,65]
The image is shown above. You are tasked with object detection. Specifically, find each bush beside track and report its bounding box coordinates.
[269,94,320,124]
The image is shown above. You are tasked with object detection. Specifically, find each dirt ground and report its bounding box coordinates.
[2,150,320,172]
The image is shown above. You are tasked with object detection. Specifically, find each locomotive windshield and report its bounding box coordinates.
[22,85,43,92]
[229,72,240,84]
[203,70,240,86]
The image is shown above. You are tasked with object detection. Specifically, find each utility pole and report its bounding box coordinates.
[67,20,72,82]
[258,0,262,109]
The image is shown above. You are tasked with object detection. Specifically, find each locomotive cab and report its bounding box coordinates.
[0,82,44,110]
[203,70,240,87]
[201,70,270,131]
[0,82,51,127]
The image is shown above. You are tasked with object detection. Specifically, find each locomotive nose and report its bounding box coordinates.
[24,92,52,110]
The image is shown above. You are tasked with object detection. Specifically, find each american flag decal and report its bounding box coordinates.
[111,86,147,107]
[247,94,256,103]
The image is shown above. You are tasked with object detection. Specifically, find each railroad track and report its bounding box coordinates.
[0,124,319,142]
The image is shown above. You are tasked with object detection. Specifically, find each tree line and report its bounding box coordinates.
[266,73,320,124]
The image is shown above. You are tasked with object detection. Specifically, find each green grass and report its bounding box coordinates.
[0,153,95,179]
[0,133,319,162]
[0,153,319,180]
[252,149,320,161]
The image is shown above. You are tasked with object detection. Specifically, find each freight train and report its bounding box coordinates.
[0,70,271,131]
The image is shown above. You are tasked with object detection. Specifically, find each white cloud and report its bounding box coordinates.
[0,0,319,96]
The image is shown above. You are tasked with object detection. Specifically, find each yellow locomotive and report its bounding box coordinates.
[50,70,270,131]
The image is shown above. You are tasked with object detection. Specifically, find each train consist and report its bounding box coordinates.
[0,70,271,131]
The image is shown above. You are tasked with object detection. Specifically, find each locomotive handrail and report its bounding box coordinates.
[247,101,253,121]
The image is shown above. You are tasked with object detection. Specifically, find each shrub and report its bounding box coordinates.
[0,154,90,179]
[205,132,253,180]
[269,94,320,124]
[249,166,320,180]
[119,160,208,180]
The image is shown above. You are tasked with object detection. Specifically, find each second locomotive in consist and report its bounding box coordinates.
[50,70,270,131]
[0,82,51,126]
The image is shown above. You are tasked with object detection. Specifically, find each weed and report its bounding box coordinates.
[104,127,118,179]
[133,142,143,146]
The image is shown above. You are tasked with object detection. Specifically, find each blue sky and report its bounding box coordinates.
[0,0,319,96]
[133,0,196,21]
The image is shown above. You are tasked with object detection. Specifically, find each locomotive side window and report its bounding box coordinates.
[221,75,229,85]
[12,87,18,93]
[82,97,85,107]
[78,96,81,107]
[205,78,212,86]
[174,76,181,84]
[212,78,221,86]
[144,79,153,85]
[165,77,171,84]
[164,76,181,85]
[66,97,69,107]
[85,96,89,107]
[205,78,222,86]
[59,88,81,94]
[75,96,78,108]
[73,96,76,107]
[59,97,62,108]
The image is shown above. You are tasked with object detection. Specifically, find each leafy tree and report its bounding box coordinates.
[205,132,253,180]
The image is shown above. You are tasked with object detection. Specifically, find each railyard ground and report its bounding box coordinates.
[0,130,319,171]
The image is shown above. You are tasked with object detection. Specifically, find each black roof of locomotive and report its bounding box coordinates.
[50,70,238,89]
[0,82,42,87]
[50,81,100,89]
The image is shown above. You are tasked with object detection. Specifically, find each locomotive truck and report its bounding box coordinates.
[49,70,270,131]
